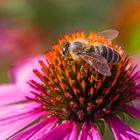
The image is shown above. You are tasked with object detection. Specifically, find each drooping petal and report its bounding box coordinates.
[106,115,140,140]
[0,113,45,140]
[0,84,28,106]
[27,117,58,140]
[11,116,58,140]
[41,120,77,140]
[78,122,101,140]
[125,105,140,119]
[0,102,39,120]
[0,103,45,139]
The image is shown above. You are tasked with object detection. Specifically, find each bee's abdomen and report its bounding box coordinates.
[92,45,121,63]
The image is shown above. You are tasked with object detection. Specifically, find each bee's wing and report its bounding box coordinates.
[79,52,111,76]
[97,29,119,40]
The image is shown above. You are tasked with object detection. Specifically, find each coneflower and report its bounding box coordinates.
[0,31,140,140]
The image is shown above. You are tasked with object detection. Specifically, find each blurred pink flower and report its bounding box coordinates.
[133,54,140,71]
[0,32,140,139]
[132,54,140,108]
[0,21,44,62]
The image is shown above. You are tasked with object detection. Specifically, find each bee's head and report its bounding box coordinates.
[62,39,87,59]
[62,41,70,56]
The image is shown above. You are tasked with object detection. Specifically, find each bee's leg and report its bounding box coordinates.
[80,61,85,77]
[89,67,100,81]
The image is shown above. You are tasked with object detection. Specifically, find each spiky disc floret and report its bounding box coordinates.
[29,32,140,123]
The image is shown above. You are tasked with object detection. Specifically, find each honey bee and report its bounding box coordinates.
[62,30,121,76]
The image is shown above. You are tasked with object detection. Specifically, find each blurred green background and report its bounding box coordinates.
[0,0,140,139]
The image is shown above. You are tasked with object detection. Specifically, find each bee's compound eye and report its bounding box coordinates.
[62,41,70,55]
[70,41,83,53]
[62,47,67,55]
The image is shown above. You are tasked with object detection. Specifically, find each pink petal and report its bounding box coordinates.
[78,122,87,140]
[106,115,140,140]
[10,55,47,94]
[11,116,58,140]
[67,121,77,140]
[132,100,140,110]
[28,117,58,140]
[0,84,28,106]
[89,122,102,140]
[78,122,101,140]
[0,105,46,140]
[135,89,140,99]
[41,120,77,140]
[125,105,140,119]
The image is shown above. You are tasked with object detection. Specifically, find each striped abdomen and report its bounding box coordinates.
[89,44,121,63]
